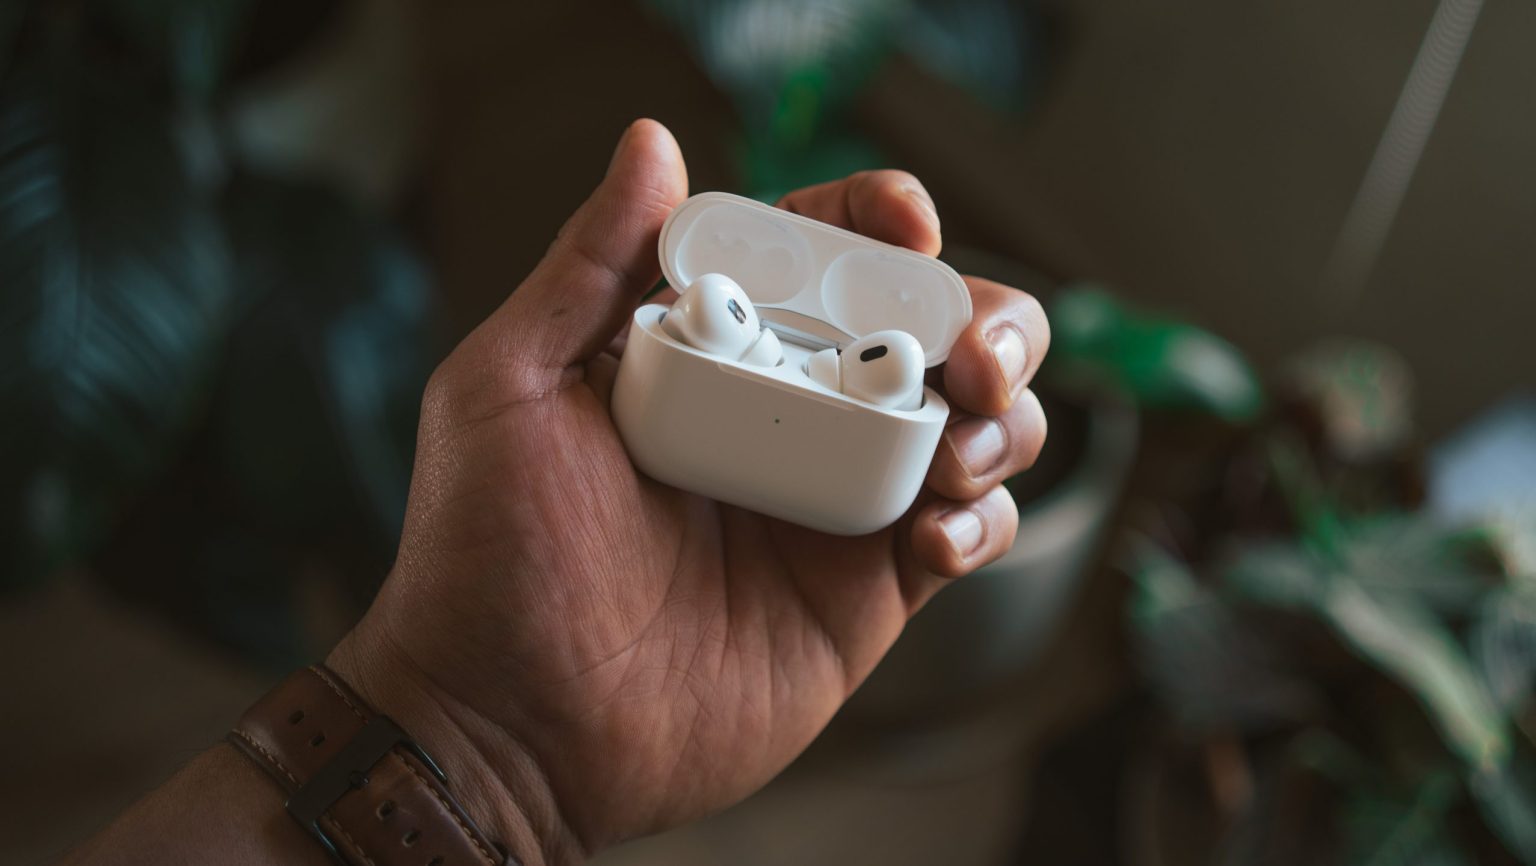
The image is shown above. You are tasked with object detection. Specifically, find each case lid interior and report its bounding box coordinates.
[658,192,972,366]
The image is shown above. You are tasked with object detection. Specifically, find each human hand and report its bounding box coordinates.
[329,119,1050,865]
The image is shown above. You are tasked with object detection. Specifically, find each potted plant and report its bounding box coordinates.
[1017,341,1536,865]
[843,273,1262,745]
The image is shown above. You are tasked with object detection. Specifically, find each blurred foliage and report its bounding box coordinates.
[0,0,424,663]
[647,0,1054,197]
[1048,283,1265,422]
[0,42,231,588]
[1125,340,1536,864]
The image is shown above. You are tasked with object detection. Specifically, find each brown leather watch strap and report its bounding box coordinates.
[228,665,511,866]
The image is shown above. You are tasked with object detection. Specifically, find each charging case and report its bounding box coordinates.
[612,192,973,535]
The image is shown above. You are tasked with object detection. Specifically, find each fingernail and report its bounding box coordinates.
[987,324,1028,400]
[939,507,984,560]
[947,416,1008,480]
[903,183,941,232]
[607,123,636,177]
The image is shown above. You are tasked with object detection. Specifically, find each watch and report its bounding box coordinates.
[228,664,513,866]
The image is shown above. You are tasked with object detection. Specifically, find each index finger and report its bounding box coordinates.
[776,170,943,256]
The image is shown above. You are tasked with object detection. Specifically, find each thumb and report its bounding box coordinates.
[493,119,687,376]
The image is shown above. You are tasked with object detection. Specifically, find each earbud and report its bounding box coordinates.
[662,273,782,366]
[805,329,925,411]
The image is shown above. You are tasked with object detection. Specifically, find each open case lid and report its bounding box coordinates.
[658,192,972,367]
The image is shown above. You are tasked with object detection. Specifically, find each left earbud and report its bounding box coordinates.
[806,329,925,411]
[662,273,782,366]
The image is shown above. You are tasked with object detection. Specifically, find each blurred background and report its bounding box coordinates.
[3,0,1534,863]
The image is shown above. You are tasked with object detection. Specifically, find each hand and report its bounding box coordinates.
[328,120,1050,865]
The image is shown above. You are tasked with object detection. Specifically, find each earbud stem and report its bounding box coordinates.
[738,327,782,367]
[806,348,841,392]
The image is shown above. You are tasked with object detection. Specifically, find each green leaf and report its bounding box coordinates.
[0,53,230,587]
[1323,580,1509,771]
[87,174,426,661]
[1225,540,1329,608]
[1223,515,1518,770]
[1049,285,1264,421]
[1342,519,1505,615]
[1227,511,1506,614]
[1131,545,1324,730]
[1473,590,1536,721]
[1339,774,1466,866]
[1289,727,1377,789]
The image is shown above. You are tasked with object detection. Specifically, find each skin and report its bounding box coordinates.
[61,119,1049,866]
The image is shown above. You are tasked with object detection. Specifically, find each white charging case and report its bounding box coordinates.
[612,192,973,535]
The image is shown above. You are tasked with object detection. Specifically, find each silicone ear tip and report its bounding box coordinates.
[738,327,782,366]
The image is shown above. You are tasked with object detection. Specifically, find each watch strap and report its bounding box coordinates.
[228,665,511,866]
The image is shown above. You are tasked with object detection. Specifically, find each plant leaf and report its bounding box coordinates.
[0,53,230,587]
[1132,544,1324,730]
[1323,580,1509,771]
[1225,539,1329,608]
[1049,284,1265,421]
[1339,774,1466,866]
[1342,518,1505,616]
[1473,590,1536,722]
[87,173,427,661]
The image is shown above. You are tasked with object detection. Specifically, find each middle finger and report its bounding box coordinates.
[925,388,1047,502]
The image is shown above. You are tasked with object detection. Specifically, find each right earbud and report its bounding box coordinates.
[662,273,782,366]
[806,329,925,411]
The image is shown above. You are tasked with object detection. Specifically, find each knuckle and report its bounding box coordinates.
[935,471,982,504]
[422,357,458,406]
[928,438,987,502]
[420,356,468,421]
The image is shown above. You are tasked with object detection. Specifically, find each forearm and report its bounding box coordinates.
[59,645,570,866]
[58,745,328,866]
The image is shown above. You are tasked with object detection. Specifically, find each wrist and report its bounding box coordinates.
[326,630,581,866]
[61,746,331,866]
